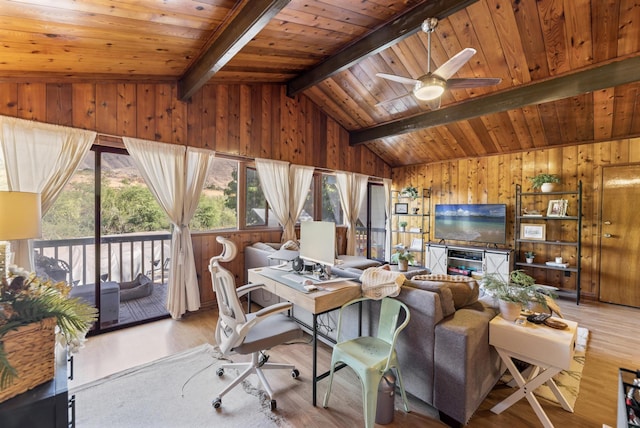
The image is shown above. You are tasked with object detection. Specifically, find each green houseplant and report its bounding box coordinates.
[482,270,556,321]
[390,248,415,272]
[399,221,408,231]
[524,251,535,263]
[0,267,98,390]
[400,185,419,200]
[528,174,560,192]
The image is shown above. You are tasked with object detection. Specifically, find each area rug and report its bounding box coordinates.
[71,344,290,428]
[501,326,589,409]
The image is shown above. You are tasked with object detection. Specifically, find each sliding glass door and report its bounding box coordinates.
[37,147,170,333]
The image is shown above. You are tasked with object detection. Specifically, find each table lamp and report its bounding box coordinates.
[0,191,42,279]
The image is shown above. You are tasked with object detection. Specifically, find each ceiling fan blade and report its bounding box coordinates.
[376,72,420,86]
[432,47,476,80]
[375,92,413,107]
[425,97,441,110]
[446,77,502,89]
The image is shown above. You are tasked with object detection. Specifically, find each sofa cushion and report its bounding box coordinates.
[251,242,277,252]
[337,255,382,270]
[411,274,480,309]
[403,279,456,317]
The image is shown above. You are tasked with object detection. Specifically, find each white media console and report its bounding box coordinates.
[426,243,513,283]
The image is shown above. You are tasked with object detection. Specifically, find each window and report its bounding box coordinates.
[190,158,238,231]
[245,166,270,227]
[321,173,343,224]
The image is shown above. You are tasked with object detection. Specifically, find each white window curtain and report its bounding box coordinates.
[335,172,369,256]
[383,178,392,262]
[123,137,214,319]
[255,158,291,241]
[289,164,314,237]
[0,115,96,270]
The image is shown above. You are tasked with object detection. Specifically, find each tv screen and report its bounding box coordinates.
[299,221,336,267]
[434,204,507,245]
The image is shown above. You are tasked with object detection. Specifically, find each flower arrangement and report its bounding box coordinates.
[0,266,98,389]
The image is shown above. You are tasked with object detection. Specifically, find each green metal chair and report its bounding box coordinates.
[322,297,411,427]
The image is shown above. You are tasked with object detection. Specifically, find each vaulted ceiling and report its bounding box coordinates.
[1,0,639,167]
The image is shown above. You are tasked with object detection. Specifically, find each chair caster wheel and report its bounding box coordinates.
[216,368,224,376]
[270,399,277,411]
[212,397,222,409]
[291,369,299,378]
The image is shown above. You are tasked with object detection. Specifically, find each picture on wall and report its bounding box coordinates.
[520,223,546,241]
[394,203,409,214]
[547,199,568,217]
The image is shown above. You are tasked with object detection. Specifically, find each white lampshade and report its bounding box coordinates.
[0,191,42,240]
[414,81,445,101]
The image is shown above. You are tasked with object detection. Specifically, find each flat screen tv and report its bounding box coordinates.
[299,221,336,267]
[434,204,507,245]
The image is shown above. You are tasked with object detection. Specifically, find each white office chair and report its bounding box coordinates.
[209,236,303,410]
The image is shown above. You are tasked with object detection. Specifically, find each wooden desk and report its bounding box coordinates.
[247,267,361,406]
[489,315,577,428]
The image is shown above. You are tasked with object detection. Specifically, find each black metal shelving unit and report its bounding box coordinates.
[514,181,582,304]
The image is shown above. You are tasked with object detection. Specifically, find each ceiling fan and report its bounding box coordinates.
[376,17,501,110]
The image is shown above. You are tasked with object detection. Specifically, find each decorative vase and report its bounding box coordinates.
[398,259,408,272]
[540,183,556,192]
[526,257,534,264]
[498,300,522,322]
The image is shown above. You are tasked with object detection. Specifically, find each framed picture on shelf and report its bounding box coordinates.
[547,199,568,217]
[520,223,546,241]
[394,203,409,214]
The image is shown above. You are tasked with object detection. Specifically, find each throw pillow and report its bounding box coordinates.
[282,240,300,250]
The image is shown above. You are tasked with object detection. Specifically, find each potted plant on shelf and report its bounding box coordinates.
[399,221,408,232]
[400,185,419,200]
[528,174,560,192]
[481,270,556,321]
[524,251,535,264]
[390,248,415,272]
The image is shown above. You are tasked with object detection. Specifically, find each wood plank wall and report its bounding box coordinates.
[392,138,640,301]
[0,81,391,308]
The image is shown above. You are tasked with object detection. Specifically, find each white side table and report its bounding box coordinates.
[489,315,578,428]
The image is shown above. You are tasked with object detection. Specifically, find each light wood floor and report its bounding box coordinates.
[70,298,639,427]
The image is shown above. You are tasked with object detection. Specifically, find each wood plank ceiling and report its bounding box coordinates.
[0,0,638,168]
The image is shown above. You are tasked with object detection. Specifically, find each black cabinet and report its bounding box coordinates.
[0,347,72,428]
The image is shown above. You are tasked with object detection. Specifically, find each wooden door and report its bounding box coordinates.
[599,165,640,307]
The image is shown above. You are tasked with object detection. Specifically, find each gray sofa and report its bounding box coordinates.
[246,245,503,427]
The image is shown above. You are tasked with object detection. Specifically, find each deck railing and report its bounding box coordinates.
[33,232,172,286]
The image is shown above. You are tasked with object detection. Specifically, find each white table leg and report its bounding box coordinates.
[491,348,564,428]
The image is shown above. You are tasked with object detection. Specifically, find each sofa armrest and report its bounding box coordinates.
[433,306,503,425]
[393,285,446,406]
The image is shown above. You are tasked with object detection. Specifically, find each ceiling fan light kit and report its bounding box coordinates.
[376,17,501,109]
[414,79,445,100]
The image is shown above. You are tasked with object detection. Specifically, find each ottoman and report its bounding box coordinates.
[70,281,120,325]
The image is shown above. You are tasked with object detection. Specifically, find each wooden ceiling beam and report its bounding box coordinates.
[286,0,478,97]
[178,0,291,101]
[350,55,640,146]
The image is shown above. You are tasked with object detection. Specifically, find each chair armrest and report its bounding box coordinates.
[237,302,293,339]
[236,283,265,298]
[253,301,292,318]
